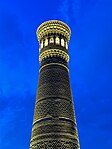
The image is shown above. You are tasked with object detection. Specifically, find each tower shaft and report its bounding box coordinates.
[30,20,80,149]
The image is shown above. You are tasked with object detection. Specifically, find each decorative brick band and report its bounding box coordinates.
[39,49,69,63]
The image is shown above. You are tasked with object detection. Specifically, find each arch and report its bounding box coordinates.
[40,40,43,49]
[44,38,48,46]
[55,37,60,45]
[66,42,68,49]
[61,38,65,47]
[50,37,54,43]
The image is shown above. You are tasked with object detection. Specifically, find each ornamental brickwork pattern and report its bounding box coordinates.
[30,20,80,149]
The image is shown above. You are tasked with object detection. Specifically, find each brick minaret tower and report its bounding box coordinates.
[30,20,80,149]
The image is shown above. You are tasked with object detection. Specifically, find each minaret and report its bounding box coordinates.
[30,20,80,149]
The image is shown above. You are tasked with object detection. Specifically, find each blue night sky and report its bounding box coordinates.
[0,0,112,148]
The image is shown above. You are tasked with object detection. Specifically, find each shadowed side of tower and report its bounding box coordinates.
[30,20,80,149]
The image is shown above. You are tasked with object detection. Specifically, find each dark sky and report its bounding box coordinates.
[0,0,112,148]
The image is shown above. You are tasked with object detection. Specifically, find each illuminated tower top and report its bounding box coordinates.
[36,20,71,65]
